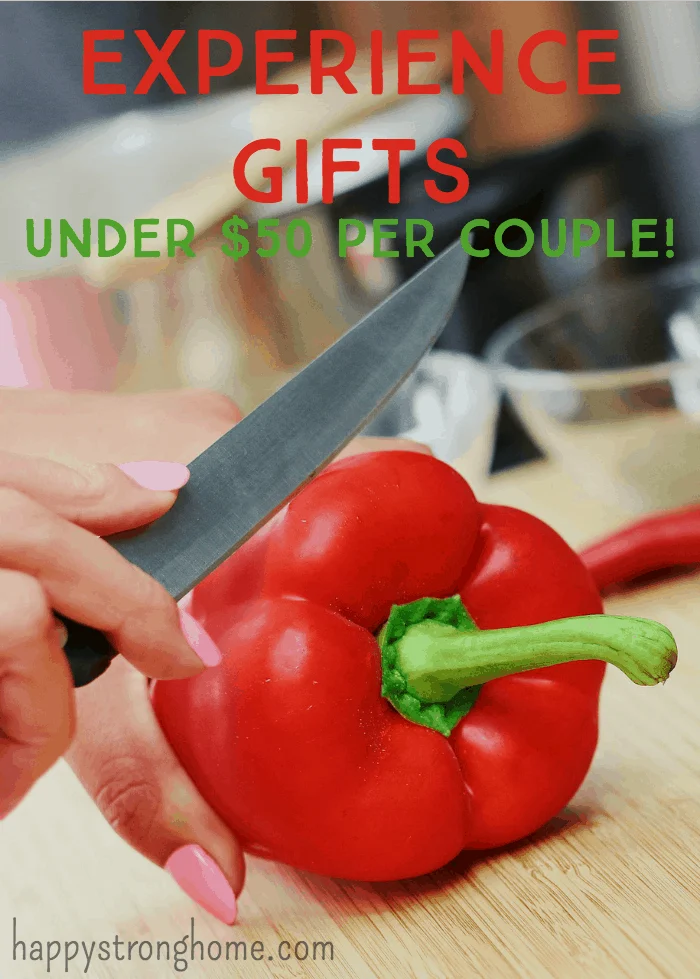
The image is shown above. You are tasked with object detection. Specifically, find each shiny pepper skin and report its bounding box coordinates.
[153,452,605,881]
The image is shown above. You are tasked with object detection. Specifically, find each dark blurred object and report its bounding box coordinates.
[600,1,700,265]
[0,1,313,151]
[324,0,608,471]
[464,1,602,472]
[337,127,622,470]
[162,0,313,93]
[0,2,168,148]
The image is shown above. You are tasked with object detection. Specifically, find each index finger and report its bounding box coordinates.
[0,489,215,680]
[0,450,189,535]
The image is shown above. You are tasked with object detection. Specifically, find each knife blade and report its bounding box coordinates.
[61,241,469,686]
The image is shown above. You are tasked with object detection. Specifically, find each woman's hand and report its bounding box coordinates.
[0,387,246,464]
[0,387,429,465]
[2,386,431,925]
[0,450,217,821]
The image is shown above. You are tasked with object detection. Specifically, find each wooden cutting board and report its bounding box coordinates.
[1,458,698,978]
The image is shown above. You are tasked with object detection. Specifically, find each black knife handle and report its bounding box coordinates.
[57,614,117,687]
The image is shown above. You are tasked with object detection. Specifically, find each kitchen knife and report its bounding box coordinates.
[60,241,469,686]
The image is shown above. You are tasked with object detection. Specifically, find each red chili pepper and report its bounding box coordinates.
[581,506,700,592]
[153,452,676,881]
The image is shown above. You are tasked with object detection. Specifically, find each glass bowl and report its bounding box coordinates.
[485,263,700,514]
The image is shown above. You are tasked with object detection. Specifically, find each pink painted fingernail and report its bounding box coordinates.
[179,608,222,667]
[178,591,194,614]
[118,461,190,491]
[166,845,237,925]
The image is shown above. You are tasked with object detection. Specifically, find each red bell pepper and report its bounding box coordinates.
[153,452,676,881]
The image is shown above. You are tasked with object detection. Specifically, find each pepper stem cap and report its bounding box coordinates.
[378,596,677,737]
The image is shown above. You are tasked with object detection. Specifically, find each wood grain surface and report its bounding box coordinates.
[1,459,699,979]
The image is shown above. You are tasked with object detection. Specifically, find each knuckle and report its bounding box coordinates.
[0,571,51,645]
[124,576,182,652]
[92,755,161,840]
[137,573,174,619]
[106,572,176,651]
[0,488,57,552]
[68,462,111,502]
[187,389,241,429]
[0,486,35,523]
[56,464,112,526]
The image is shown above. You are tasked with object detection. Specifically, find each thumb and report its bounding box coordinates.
[66,658,244,925]
[0,451,189,535]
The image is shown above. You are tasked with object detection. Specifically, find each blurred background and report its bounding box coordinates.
[3,1,700,510]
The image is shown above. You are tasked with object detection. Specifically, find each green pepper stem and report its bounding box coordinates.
[395,615,677,704]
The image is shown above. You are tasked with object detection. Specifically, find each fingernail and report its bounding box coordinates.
[179,609,221,667]
[166,845,237,925]
[118,461,190,492]
[178,591,194,614]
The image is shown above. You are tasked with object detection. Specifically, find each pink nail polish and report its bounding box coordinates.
[179,609,222,667]
[178,591,194,614]
[166,845,237,925]
[118,461,190,492]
